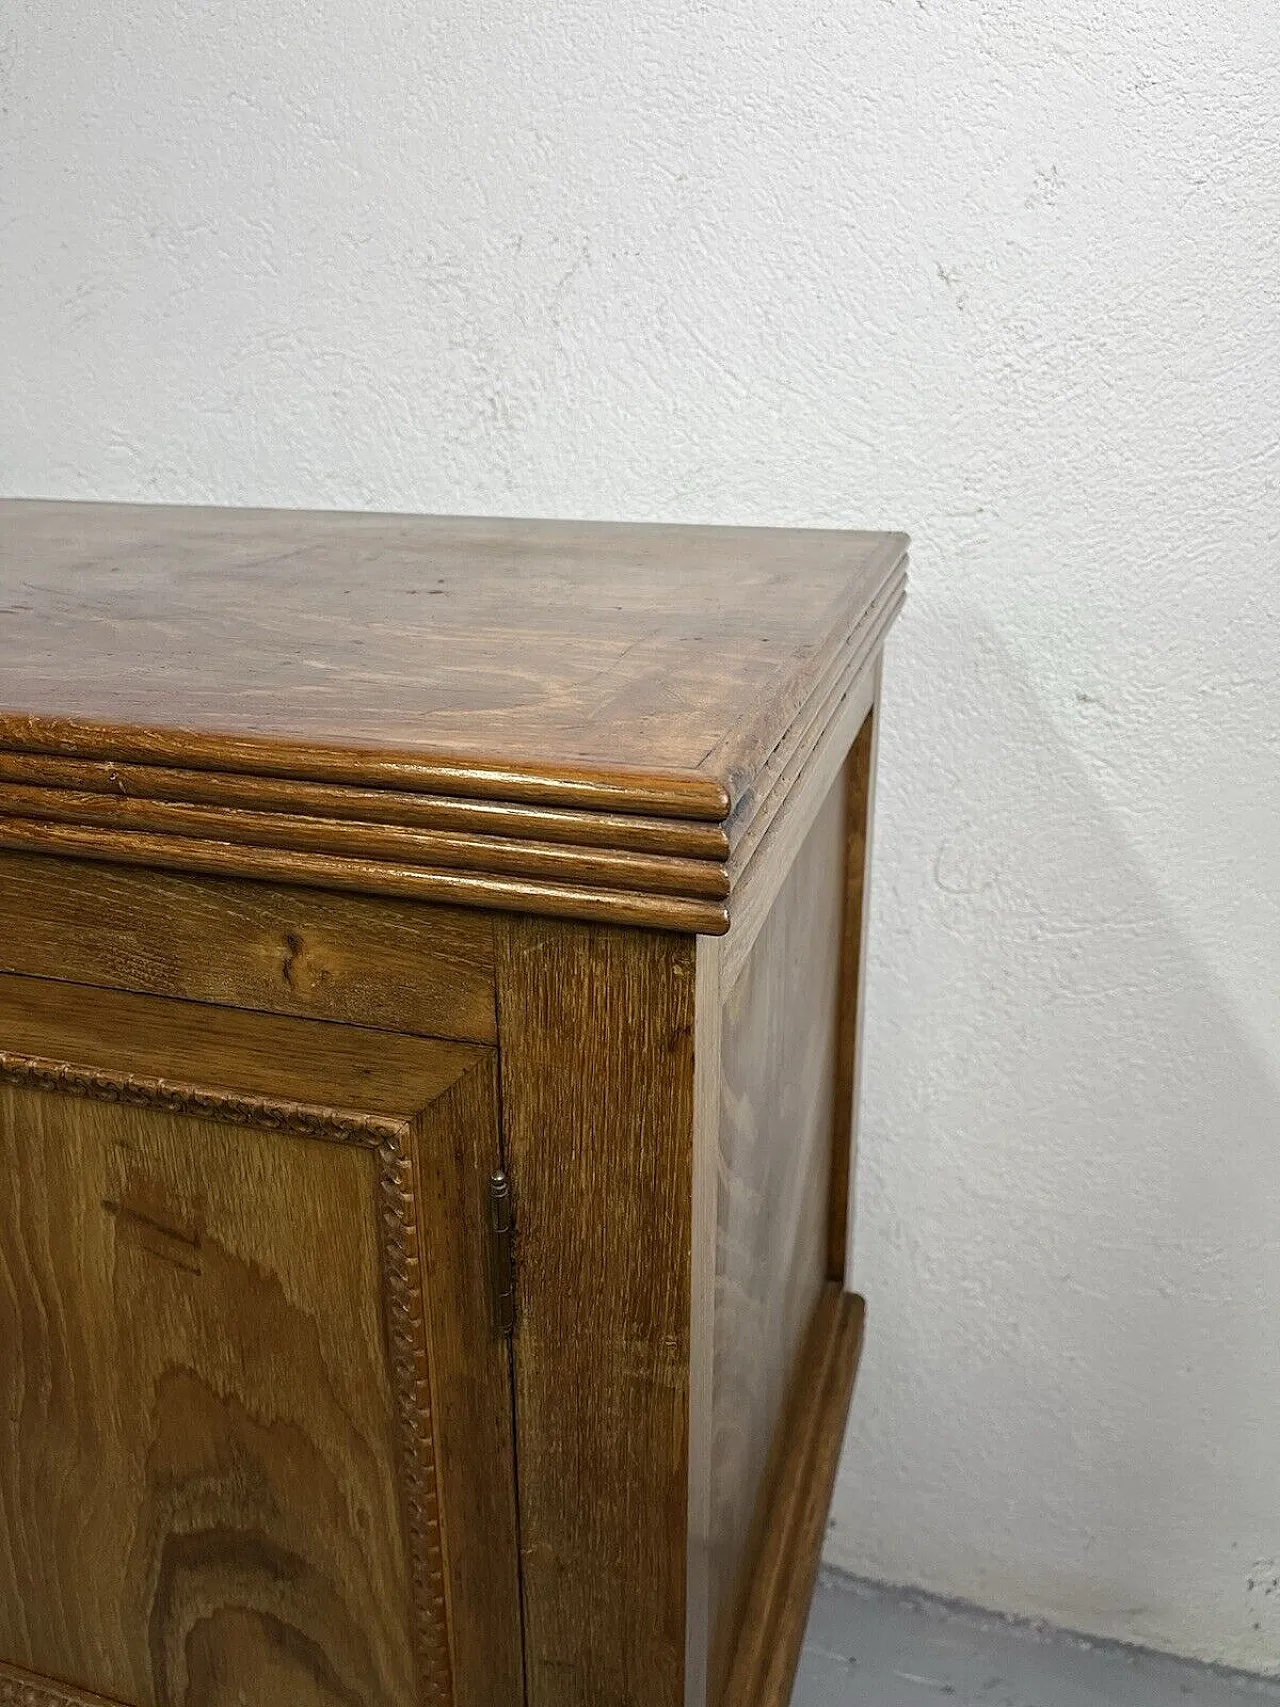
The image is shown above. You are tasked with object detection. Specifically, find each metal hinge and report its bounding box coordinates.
[488,1170,516,1337]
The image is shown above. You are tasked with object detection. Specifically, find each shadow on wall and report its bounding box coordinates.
[837,609,1280,1673]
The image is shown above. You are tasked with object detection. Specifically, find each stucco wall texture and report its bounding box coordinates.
[3,0,1279,1673]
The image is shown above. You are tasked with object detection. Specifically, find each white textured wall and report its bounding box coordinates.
[4,0,1279,1672]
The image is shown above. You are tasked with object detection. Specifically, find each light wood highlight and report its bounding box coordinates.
[720,1287,866,1707]
[719,568,901,846]
[722,649,880,986]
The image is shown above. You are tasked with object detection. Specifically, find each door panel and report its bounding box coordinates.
[0,973,522,1707]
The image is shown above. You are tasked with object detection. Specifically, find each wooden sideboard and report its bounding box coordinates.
[0,501,906,1707]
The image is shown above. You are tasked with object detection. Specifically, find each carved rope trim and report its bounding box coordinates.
[377,1134,455,1706]
[0,1055,454,1705]
[0,1052,405,1146]
[0,1661,126,1706]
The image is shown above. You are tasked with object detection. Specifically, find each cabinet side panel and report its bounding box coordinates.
[496,919,696,1707]
[708,776,847,1703]
[827,703,880,1281]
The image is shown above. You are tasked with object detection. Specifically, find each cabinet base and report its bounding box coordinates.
[721,1285,866,1707]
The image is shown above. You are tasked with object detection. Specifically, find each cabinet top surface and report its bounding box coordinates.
[0,500,905,818]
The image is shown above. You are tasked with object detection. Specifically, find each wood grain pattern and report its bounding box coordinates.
[0,1078,425,1705]
[0,1049,407,1145]
[708,778,848,1704]
[827,701,880,1283]
[495,919,697,1707]
[0,972,476,1115]
[685,933,724,1707]
[0,849,498,1042]
[0,976,521,1707]
[0,500,905,799]
[0,817,730,936]
[0,501,902,1707]
[0,753,731,860]
[0,784,729,897]
[0,716,727,819]
[0,501,905,931]
[719,1287,865,1707]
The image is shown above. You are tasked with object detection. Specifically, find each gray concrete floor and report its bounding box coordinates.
[796,1573,1280,1707]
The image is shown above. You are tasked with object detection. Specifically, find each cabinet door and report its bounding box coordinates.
[0,973,522,1707]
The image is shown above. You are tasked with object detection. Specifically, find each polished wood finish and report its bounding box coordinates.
[0,752,733,859]
[0,815,732,935]
[0,501,905,934]
[721,568,901,849]
[0,783,730,897]
[0,501,905,1707]
[0,502,903,791]
[723,656,879,987]
[0,977,521,1707]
